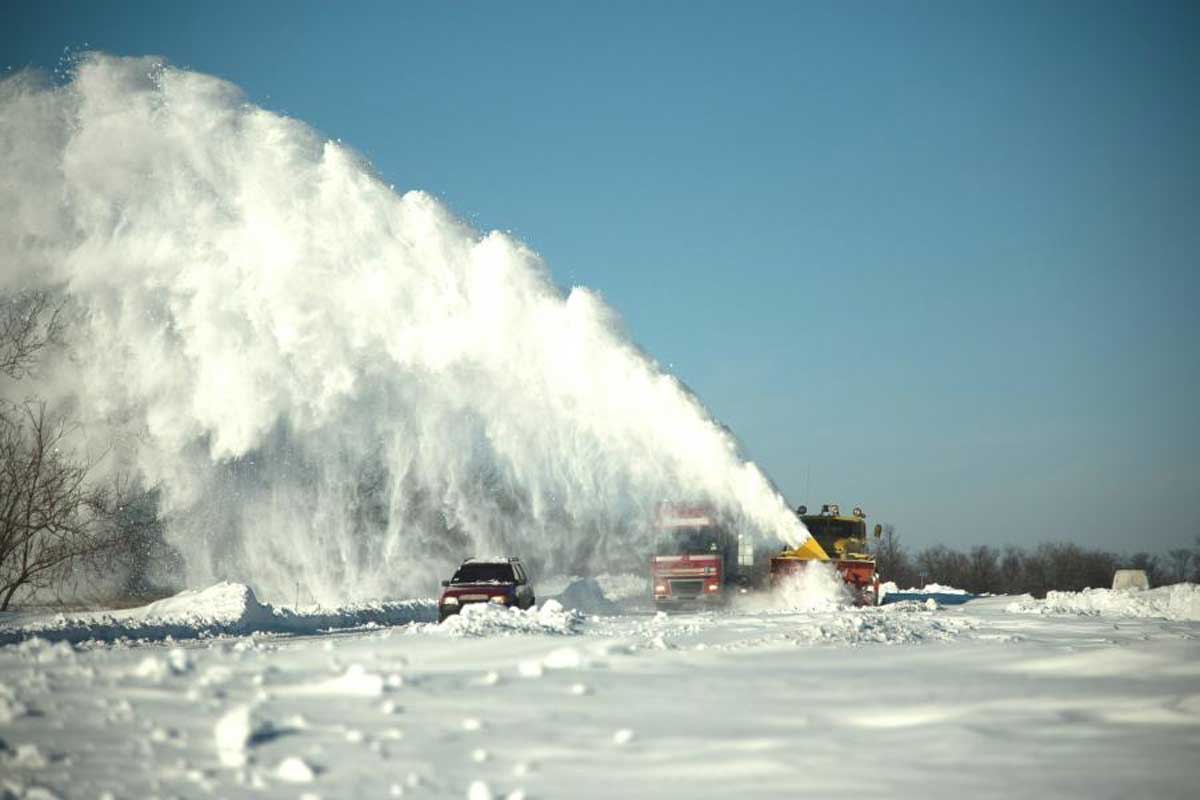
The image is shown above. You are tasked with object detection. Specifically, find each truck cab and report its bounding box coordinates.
[652,505,735,609]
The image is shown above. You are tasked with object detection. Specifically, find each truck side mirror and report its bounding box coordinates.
[873,524,882,538]
[440,580,449,587]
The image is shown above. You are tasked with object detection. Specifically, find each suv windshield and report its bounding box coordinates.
[656,528,720,556]
[451,562,516,584]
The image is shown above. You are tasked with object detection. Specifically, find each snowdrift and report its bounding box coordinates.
[0,583,437,646]
[551,578,621,615]
[427,599,582,637]
[1006,583,1200,622]
[879,581,975,606]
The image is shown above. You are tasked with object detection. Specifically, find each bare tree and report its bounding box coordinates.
[916,544,970,588]
[62,479,183,602]
[871,524,917,587]
[1166,549,1193,585]
[964,545,999,594]
[0,402,113,610]
[998,546,1024,594]
[0,289,143,608]
[0,290,65,380]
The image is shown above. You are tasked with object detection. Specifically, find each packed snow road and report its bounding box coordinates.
[2,583,1199,799]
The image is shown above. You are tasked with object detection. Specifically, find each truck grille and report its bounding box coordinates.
[669,579,704,597]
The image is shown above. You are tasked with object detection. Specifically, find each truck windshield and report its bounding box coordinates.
[451,563,516,584]
[801,518,866,556]
[656,528,721,556]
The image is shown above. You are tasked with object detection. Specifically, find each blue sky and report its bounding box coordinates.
[6,0,1199,553]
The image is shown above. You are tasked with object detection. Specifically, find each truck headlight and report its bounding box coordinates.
[489,595,510,605]
[442,596,459,606]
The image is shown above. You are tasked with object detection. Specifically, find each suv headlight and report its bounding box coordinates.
[442,596,459,606]
[489,595,510,605]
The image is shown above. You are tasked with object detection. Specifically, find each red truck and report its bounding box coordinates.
[651,505,736,609]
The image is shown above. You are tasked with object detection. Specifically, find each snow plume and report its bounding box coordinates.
[739,561,854,612]
[0,54,808,602]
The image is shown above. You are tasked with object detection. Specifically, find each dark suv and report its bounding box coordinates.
[438,558,536,622]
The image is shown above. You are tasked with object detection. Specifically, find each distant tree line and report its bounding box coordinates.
[871,525,1200,596]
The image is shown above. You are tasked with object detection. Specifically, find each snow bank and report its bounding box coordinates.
[880,582,973,605]
[431,600,582,637]
[592,573,649,602]
[884,582,968,595]
[0,582,437,646]
[1006,583,1200,622]
[708,601,979,648]
[912,583,968,595]
[538,573,648,609]
[553,578,620,615]
[786,606,975,646]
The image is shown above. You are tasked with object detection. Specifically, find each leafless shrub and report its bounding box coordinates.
[0,401,115,609]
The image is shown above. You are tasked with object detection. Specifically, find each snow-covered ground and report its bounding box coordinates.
[2,581,1199,799]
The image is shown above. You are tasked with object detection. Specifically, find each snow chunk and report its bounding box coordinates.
[1006,583,1200,621]
[310,664,383,696]
[7,742,48,768]
[214,704,274,768]
[274,664,384,698]
[22,788,61,800]
[433,600,581,637]
[467,780,493,800]
[517,659,543,678]
[476,670,501,686]
[542,646,583,669]
[0,682,28,723]
[276,756,316,783]
[13,638,75,663]
[612,728,635,745]
[167,648,192,673]
[133,656,169,682]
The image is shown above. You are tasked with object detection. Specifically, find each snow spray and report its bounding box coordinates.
[0,54,808,602]
[770,562,854,610]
